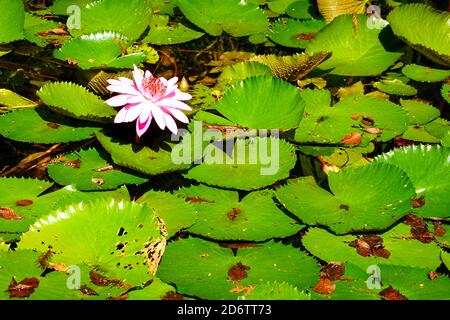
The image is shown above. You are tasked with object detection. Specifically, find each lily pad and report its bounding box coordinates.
[137,190,198,238]
[373,79,418,96]
[400,99,440,125]
[244,281,311,300]
[294,90,408,144]
[275,162,415,234]
[306,14,402,76]
[215,76,305,130]
[218,62,272,90]
[38,82,116,122]
[402,64,450,83]
[302,225,442,270]
[69,0,152,40]
[0,0,24,44]
[0,108,101,144]
[157,237,320,299]
[375,145,450,218]
[184,137,297,191]
[20,199,164,287]
[176,185,303,241]
[144,21,204,45]
[54,32,147,70]
[178,0,269,37]
[47,147,147,191]
[441,83,450,103]
[97,132,198,176]
[387,4,450,67]
[268,18,325,49]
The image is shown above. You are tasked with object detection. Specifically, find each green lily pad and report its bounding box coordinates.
[68,0,152,40]
[0,89,37,112]
[178,0,269,37]
[294,90,408,144]
[402,64,450,83]
[373,79,418,96]
[126,277,179,300]
[267,0,300,14]
[275,162,415,234]
[49,0,92,14]
[0,0,24,44]
[96,132,194,176]
[176,185,303,241]
[441,131,450,147]
[215,76,305,130]
[244,281,311,300]
[218,62,272,90]
[441,83,450,103]
[387,4,450,67]
[184,137,297,191]
[401,126,441,143]
[400,99,440,125]
[38,82,116,122]
[425,118,450,139]
[23,13,69,47]
[20,199,164,287]
[375,145,450,218]
[306,14,402,76]
[0,108,101,144]
[54,32,147,70]
[268,18,325,49]
[442,251,450,271]
[47,147,147,191]
[137,190,198,238]
[286,0,314,19]
[144,21,204,45]
[302,225,442,270]
[157,237,320,299]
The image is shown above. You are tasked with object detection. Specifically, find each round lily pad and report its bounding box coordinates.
[20,199,164,287]
[184,137,297,191]
[176,185,303,241]
[400,99,440,125]
[47,147,147,191]
[375,145,450,218]
[402,64,450,83]
[38,82,116,122]
[137,190,198,238]
[268,18,325,49]
[302,225,442,270]
[275,162,416,234]
[0,108,102,144]
[373,79,418,96]
[0,0,24,44]
[215,76,305,130]
[157,237,320,299]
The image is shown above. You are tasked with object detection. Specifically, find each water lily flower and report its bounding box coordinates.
[105,65,192,137]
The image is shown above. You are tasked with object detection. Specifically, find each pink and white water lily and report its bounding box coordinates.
[105,65,192,137]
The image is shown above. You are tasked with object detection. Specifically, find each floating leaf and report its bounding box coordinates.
[176,185,303,241]
[268,18,325,48]
[23,13,69,47]
[157,237,320,299]
[275,162,415,234]
[441,83,450,103]
[0,0,24,44]
[54,32,147,70]
[306,14,402,76]
[144,21,204,45]
[38,82,116,122]
[387,4,450,67]
[0,89,37,113]
[178,0,269,37]
[295,91,408,144]
[0,108,101,144]
[302,225,442,270]
[400,99,440,125]
[137,190,198,238]
[286,0,314,19]
[96,132,193,176]
[218,62,272,90]
[69,0,152,40]
[402,64,450,83]
[47,147,147,191]
[215,76,305,129]
[20,199,164,287]
[184,137,297,191]
[244,281,311,300]
[375,145,450,218]
[373,79,418,96]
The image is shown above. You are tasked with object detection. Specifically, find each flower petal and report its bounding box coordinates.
[158,98,192,111]
[114,105,141,123]
[136,114,152,137]
[107,84,140,95]
[167,77,178,87]
[164,107,189,123]
[151,106,166,130]
[163,113,178,134]
[175,90,192,101]
[126,95,147,104]
[105,94,131,107]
